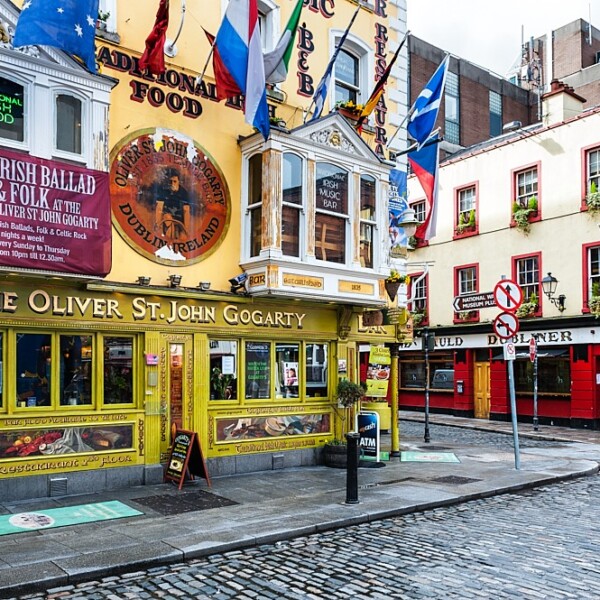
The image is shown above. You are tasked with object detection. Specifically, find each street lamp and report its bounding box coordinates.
[541,272,566,312]
[398,207,420,239]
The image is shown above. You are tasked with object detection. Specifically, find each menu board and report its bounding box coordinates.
[245,342,270,399]
[164,429,211,490]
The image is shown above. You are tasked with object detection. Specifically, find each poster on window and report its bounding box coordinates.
[388,169,409,257]
[109,128,231,266]
[366,346,391,397]
[0,148,111,275]
[245,342,270,399]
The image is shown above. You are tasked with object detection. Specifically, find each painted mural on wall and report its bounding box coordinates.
[216,413,330,442]
[109,128,230,265]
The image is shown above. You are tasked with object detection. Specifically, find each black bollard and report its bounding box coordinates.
[345,432,360,504]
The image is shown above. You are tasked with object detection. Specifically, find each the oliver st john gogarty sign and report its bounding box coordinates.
[0,148,111,276]
[110,129,230,266]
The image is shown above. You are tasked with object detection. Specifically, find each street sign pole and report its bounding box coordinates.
[533,353,539,432]
[507,358,521,470]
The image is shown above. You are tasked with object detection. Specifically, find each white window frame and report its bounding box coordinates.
[53,89,87,161]
[458,186,476,224]
[98,0,117,33]
[282,151,305,259]
[587,148,600,193]
[515,167,538,209]
[359,173,377,269]
[331,32,372,111]
[0,71,31,153]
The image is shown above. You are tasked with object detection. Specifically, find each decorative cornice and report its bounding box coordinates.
[308,127,358,154]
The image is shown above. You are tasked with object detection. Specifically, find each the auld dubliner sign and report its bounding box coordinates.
[0,148,111,276]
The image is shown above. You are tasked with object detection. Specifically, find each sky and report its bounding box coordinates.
[406,0,598,77]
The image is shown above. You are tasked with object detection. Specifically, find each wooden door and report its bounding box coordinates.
[473,361,491,419]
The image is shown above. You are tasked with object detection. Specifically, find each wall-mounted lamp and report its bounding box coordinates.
[137,276,151,286]
[398,207,420,239]
[168,274,182,288]
[198,281,211,291]
[541,272,566,312]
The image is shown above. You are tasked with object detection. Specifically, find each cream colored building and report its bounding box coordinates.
[404,81,600,428]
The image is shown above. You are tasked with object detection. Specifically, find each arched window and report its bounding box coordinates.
[282,153,303,257]
[248,154,263,257]
[0,76,24,142]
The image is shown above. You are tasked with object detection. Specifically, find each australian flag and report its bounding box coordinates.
[13,0,100,73]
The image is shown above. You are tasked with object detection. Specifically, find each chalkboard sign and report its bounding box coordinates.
[164,429,211,490]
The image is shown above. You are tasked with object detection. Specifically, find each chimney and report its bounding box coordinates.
[542,79,586,126]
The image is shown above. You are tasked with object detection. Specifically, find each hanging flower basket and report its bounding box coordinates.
[385,280,401,302]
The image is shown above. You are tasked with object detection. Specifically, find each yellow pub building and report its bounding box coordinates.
[0,0,410,499]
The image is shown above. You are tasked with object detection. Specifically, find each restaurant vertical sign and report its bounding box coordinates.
[0,148,111,275]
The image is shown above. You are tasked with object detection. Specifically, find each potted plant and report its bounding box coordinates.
[384,270,409,302]
[323,379,365,467]
[269,116,286,129]
[410,309,426,327]
[455,209,476,235]
[588,282,600,317]
[586,181,600,215]
[334,100,364,122]
[512,196,538,234]
[516,291,538,318]
[97,10,110,30]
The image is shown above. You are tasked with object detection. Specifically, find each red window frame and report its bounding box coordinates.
[510,161,542,227]
[580,142,600,212]
[512,251,542,317]
[453,263,479,323]
[582,242,600,313]
[453,182,479,239]
[408,271,429,326]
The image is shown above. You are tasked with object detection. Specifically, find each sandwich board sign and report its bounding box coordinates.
[164,429,211,490]
[357,411,380,462]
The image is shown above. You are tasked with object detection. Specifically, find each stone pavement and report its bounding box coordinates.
[1,414,599,598]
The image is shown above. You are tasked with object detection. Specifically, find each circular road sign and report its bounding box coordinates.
[529,337,537,362]
[493,311,520,340]
[493,279,523,312]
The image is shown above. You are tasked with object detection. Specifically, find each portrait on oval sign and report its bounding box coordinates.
[109,128,231,265]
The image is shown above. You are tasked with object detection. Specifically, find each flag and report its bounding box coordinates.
[203,29,241,101]
[264,0,303,84]
[407,55,449,148]
[356,33,407,131]
[409,134,440,241]
[138,0,170,75]
[309,2,361,122]
[215,0,270,139]
[13,0,100,73]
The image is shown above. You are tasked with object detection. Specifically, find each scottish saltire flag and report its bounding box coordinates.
[407,55,449,148]
[264,0,303,84]
[215,0,270,139]
[409,134,440,241]
[13,0,100,73]
[309,2,361,122]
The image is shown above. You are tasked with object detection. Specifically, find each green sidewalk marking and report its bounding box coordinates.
[360,451,390,461]
[0,500,143,536]
[400,451,460,463]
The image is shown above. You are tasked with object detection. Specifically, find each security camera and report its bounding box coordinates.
[229,273,248,293]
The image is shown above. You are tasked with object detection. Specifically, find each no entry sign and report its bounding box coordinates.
[493,279,523,312]
[493,311,520,339]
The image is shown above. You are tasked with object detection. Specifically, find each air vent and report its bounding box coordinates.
[49,477,68,497]
[272,454,284,470]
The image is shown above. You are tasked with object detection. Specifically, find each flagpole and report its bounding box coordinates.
[303,0,364,123]
[196,41,216,87]
[165,0,186,57]
[391,128,441,157]
[385,106,414,150]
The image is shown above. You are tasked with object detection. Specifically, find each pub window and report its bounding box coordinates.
[245,341,271,399]
[210,340,238,400]
[17,333,51,409]
[276,342,299,398]
[282,153,303,257]
[315,162,348,264]
[103,336,134,404]
[587,245,600,308]
[0,76,24,142]
[248,154,263,257]
[399,351,454,390]
[514,350,570,395]
[359,174,376,268]
[56,94,82,155]
[306,343,328,398]
[60,335,92,406]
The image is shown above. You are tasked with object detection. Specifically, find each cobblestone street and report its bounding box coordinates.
[11,424,599,600]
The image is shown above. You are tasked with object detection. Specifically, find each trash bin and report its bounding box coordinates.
[362,401,392,433]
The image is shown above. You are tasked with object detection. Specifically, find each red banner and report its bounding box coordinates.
[0,149,111,276]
